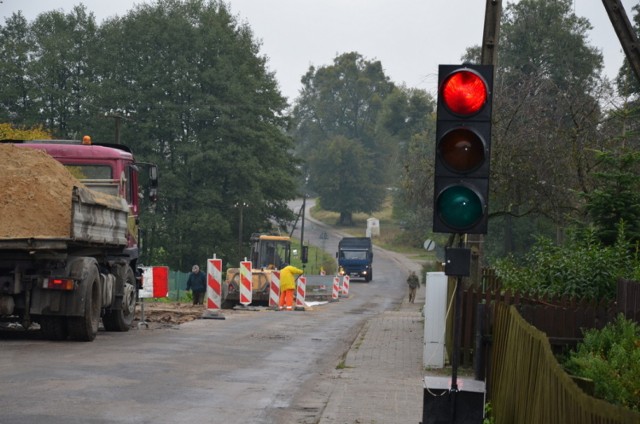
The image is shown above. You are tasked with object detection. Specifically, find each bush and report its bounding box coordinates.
[563,314,640,411]
[493,225,640,300]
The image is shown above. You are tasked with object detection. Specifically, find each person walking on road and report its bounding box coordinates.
[186,264,206,305]
[279,263,304,310]
[407,271,419,303]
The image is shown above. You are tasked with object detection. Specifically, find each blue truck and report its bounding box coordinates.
[337,237,373,282]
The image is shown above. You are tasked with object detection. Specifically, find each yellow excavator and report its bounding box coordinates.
[221,233,292,308]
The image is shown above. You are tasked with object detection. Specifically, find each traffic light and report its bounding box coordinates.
[433,64,493,234]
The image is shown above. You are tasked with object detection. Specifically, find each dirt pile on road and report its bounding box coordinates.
[135,302,208,326]
[0,144,83,238]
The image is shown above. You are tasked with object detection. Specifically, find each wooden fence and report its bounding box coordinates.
[489,303,640,424]
[617,278,640,322]
[450,273,640,368]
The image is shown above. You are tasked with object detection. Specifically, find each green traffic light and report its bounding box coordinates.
[436,185,484,230]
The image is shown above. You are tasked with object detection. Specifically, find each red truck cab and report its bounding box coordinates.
[17,137,157,259]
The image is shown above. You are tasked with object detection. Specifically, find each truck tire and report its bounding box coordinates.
[103,265,136,332]
[366,270,372,282]
[67,264,101,341]
[40,316,68,341]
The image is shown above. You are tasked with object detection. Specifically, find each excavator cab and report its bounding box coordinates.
[249,233,291,270]
[222,233,292,308]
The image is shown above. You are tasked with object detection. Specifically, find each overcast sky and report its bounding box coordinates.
[1,0,636,102]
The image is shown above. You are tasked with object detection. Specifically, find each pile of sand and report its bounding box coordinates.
[0,144,83,238]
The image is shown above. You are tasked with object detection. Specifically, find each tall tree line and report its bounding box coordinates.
[289,52,433,228]
[0,0,298,270]
[398,0,640,261]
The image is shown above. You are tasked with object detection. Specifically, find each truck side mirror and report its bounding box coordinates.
[148,165,158,202]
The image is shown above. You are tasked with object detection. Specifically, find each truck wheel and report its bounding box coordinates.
[40,316,68,341]
[67,265,101,341]
[103,265,136,332]
[366,270,372,282]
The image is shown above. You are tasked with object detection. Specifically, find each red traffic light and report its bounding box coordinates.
[441,69,488,117]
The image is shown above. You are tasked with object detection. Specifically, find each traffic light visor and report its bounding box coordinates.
[436,185,485,230]
[441,69,488,116]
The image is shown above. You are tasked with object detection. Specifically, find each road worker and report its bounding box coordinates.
[186,264,206,305]
[278,263,304,310]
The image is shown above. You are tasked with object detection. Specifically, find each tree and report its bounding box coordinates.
[0,13,34,125]
[310,135,381,225]
[291,52,398,225]
[27,6,99,136]
[581,151,640,245]
[483,0,606,258]
[393,89,436,246]
[0,0,299,270]
[0,123,51,139]
[92,0,297,268]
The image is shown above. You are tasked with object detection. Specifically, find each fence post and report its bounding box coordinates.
[474,302,486,380]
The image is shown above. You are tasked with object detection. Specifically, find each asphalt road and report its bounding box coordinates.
[0,200,414,424]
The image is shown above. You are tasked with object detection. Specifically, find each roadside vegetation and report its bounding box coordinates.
[563,315,640,411]
[493,225,640,300]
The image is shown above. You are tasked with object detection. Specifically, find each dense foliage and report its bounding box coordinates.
[0,1,298,270]
[581,151,640,246]
[564,315,640,411]
[290,52,432,226]
[0,123,51,139]
[494,224,640,300]
[485,0,609,259]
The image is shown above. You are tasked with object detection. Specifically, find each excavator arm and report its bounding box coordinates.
[603,0,640,83]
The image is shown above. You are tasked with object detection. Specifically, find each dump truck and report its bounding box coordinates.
[222,233,291,308]
[0,138,157,341]
[337,237,373,282]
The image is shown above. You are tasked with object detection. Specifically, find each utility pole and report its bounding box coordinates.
[300,196,307,271]
[104,110,132,144]
[481,0,502,67]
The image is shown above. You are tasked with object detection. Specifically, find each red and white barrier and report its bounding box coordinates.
[206,256,222,310]
[139,266,169,298]
[341,275,350,297]
[332,275,340,301]
[239,260,252,306]
[296,276,307,308]
[269,271,281,308]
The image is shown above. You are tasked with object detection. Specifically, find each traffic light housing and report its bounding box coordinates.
[433,64,493,234]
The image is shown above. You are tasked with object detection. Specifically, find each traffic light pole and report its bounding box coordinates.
[450,274,464,420]
[448,235,466,422]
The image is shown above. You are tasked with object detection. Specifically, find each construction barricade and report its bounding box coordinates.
[206,255,222,310]
[295,276,307,310]
[341,275,350,297]
[138,266,169,328]
[332,275,340,302]
[269,271,281,309]
[239,260,252,306]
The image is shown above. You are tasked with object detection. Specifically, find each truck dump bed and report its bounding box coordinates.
[0,186,129,251]
[0,144,128,251]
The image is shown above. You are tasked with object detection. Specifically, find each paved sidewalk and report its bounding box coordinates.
[319,282,426,424]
